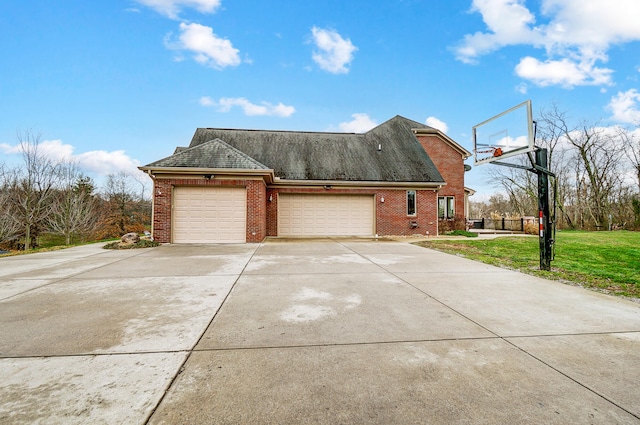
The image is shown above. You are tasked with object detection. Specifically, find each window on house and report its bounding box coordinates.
[407,190,416,216]
[438,196,455,219]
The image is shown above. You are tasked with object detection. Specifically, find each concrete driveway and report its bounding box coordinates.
[1,239,639,424]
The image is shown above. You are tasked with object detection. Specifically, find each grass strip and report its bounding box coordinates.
[414,231,640,299]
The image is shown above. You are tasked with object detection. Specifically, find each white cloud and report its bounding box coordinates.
[540,0,640,48]
[310,27,357,74]
[515,56,613,87]
[516,82,528,94]
[425,116,449,133]
[455,0,640,88]
[494,135,530,148]
[37,139,75,161]
[608,89,640,124]
[199,96,214,106]
[135,0,221,19]
[166,22,241,70]
[0,139,74,162]
[202,96,296,117]
[338,113,377,133]
[455,0,540,63]
[0,139,142,178]
[75,150,142,177]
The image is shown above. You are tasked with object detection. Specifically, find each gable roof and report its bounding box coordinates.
[142,116,451,184]
[412,127,472,159]
[145,139,269,170]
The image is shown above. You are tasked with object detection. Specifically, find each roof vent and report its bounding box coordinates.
[377,144,382,151]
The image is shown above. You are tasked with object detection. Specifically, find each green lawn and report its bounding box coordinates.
[414,231,640,299]
[0,233,117,257]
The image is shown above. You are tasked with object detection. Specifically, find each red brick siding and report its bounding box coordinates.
[266,188,278,236]
[417,135,467,221]
[375,189,438,236]
[246,180,267,242]
[151,179,173,243]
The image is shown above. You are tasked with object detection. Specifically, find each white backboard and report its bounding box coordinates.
[473,100,535,165]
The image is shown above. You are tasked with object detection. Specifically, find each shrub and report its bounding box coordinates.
[438,217,467,233]
[524,222,539,235]
[103,239,160,250]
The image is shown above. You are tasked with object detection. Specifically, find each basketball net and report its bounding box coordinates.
[474,146,503,158]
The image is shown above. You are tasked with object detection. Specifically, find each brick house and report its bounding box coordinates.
[139,116,472,243]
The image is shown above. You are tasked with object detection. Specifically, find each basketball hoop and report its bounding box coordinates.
[474,146,503,158]
[471,99,555,271]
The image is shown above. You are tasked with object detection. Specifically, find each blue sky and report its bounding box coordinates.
[1,0,640,198]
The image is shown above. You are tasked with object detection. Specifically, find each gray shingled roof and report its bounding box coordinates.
[145,116,446,183]
[146,139,269,170]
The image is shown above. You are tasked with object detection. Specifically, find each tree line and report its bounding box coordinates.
[0,131,151,250]
[470,105,640,231]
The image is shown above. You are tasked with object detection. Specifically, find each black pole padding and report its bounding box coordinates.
[536,148,552,271]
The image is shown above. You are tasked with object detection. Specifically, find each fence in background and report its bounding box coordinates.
[469,217,536,232]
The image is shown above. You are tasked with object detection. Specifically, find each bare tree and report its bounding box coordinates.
[46,162,99,245]
[0,164,21,244]
[487,165,537,216]
[131,170,151,201]
[537,105,577,229]
[565,124,626,228]
[618,125,640,192]
[469,193,515,219]
[7,131,61,249]
[484,104,570,220]
[96,172,150,239]
[618,124,640,228]
[483,104,633,230]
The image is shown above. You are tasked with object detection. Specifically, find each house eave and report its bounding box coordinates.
[412,128,472,159]
[138,166,276,184]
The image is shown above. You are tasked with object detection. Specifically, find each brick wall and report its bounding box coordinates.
[246,180,267,242]
[246,180,266,242]
[416,134,467,221]
[375,189,438,236]
[151,179,173,243]
[266,188,278,236]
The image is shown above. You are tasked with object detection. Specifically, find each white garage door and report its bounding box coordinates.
[173,187,246,243]
[278,194,375,236]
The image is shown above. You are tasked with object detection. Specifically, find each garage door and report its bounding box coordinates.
[173,187,246,243]
[278,194,375,236]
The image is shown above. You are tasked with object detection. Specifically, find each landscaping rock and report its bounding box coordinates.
[120,233,140,244]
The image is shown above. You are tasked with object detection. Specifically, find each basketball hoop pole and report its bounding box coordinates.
[491,147,555,271]
[535,148,553,271]
[472,100,555,271]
